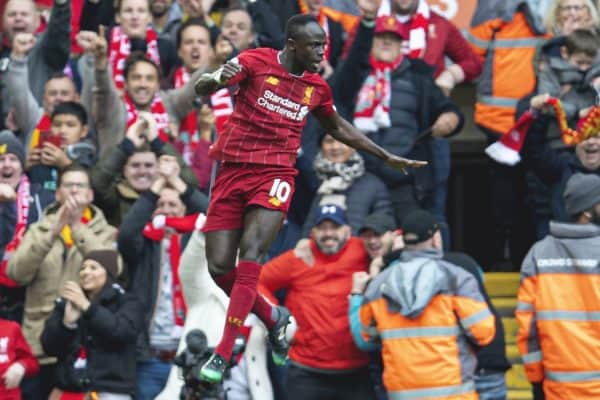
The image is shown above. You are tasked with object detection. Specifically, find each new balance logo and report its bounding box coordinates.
[321,205,337,214]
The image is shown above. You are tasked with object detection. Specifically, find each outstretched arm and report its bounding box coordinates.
[194,60,243,96]
[316,112,428,172]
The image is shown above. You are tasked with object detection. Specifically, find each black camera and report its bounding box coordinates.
[175,329,246,400]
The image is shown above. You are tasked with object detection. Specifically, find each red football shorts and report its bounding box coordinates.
[202,163,298,232]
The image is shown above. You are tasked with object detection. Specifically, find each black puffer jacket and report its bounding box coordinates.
[117,187,207,360]
[330,19,463,195]
[41,284,143,395]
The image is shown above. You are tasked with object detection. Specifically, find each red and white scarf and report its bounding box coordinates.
[353,55,403,133]
[0,175,30,288]
[124,92,171,143]
[108,25,161,91]
[379,0,429,59]
[174,67,233,163]
[143,214,200,326]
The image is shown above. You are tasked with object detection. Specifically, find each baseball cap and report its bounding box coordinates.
[358,213,396,235]
[314,204,347,226]
[401,210,440,245]
[374,16,408,39]
[564,173,600,215]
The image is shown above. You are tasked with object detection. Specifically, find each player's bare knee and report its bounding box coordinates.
[206,257,234,277]
[238,241,269,264]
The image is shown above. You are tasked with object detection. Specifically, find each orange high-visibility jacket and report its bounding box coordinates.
[351,249,495,399]
[516,221,600,399]
[466,12,549,134]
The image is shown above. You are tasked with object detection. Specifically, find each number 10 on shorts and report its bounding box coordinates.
[269,178,291,206]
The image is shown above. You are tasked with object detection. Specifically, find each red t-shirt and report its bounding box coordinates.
[208,48,336,167]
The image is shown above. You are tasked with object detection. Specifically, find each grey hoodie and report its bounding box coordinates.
[381,251,444,318]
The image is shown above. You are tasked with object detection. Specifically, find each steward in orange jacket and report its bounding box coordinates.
[467,1,549,135]
[516,173,600,399]
[350,210,495,399]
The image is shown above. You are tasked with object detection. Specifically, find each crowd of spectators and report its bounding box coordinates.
[0,0,599,399]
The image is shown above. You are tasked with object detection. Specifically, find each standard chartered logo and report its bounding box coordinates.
[257,90,309,121]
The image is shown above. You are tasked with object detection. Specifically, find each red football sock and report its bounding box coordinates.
[214,268,277,329]
[253,293,278,330]
[215,260,261,360]
[214,269,236,295]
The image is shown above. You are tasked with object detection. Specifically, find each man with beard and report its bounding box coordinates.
[0,131,54,323]
[149,0,178,41]
[516,173,600,399]
[257,204,375,400]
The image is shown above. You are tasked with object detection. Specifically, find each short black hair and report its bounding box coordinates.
[46,72,72,83]
[123,51,161,81]
[58,163,91,187]
[176,17,212,49]
[565,29,600,58]
[51,101,88,126]
[285,14,320,41]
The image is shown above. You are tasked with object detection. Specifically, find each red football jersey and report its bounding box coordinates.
[208,48,336,167]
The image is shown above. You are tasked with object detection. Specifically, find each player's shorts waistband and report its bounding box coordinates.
[220,161,298,174]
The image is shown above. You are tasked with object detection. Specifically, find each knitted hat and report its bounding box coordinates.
[84,249,120,279]
[0,130,25,167]
[564,173,600,216]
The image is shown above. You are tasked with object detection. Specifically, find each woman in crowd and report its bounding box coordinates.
[41,250,142,400]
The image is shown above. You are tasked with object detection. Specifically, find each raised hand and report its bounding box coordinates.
[158,155,181,180]
[0,183,16,202]
[40,142,71,169]
[62,281,90,312]
[95,26,109,69]
[351,271,371,294]
[125,117,149,148]
[431,112,460,137]
[11,32,36,60]
[356,0,381,19]
[213,35,234,65]
[180,0,205,18]
[75,30,99,53]
[63,300,82,326]
[2,362,26,389]
[220,60,243,83]
[137,111,159,142]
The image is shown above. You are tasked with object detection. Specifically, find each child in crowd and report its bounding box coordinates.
[530,28,600,148]
[25,101,95,192]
